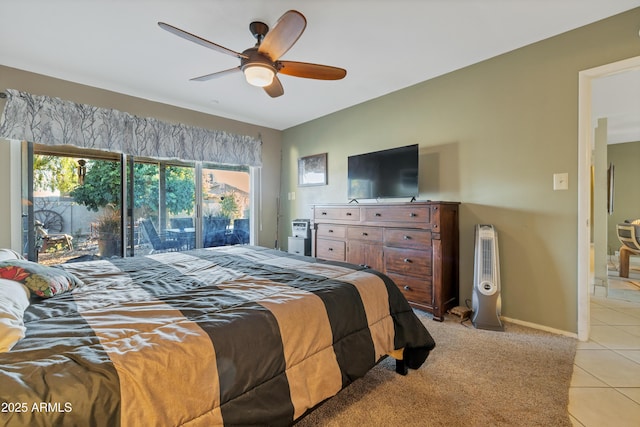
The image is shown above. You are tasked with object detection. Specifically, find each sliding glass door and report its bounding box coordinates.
[24,144,122,264]
[131,159,196,255]
[24,144,253,264]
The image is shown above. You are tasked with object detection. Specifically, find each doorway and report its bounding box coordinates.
[578,55,640,341]
[604,140,640,301]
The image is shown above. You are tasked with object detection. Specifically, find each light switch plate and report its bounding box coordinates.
[553,173,568,190]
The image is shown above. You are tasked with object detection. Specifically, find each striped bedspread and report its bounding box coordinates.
[0,246,435,426]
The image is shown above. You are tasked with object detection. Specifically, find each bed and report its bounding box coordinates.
[0,245,435,426]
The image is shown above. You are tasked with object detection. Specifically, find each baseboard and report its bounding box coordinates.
[501,316,578,339]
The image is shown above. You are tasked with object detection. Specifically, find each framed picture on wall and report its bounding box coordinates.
[298,153,328,186]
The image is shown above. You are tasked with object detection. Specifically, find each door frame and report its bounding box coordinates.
[578,55,640,341]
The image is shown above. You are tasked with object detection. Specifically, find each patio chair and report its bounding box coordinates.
[139,218,181,253]
[35,220,73,252]
[170,217,193,230]
[203,217,229,248]
[230,218,250,245]
[169,217,195,249]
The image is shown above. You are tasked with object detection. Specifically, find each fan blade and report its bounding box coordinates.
[190,67,241,82]
[258,10,306,61]
[158,22,248,59]
[278,61,347,80]
[264,76,284,98]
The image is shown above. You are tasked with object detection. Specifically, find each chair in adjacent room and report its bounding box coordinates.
[616,219,640,278]
[139,218,181,254]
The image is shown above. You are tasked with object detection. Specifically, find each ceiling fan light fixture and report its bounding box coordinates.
[244,64,275,87]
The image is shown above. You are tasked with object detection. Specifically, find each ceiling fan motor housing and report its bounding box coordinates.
[241,47,277,72]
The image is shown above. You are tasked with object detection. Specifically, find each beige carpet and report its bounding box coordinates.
[295,312,577,426]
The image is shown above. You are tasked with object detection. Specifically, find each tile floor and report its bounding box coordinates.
[568,278,640,426]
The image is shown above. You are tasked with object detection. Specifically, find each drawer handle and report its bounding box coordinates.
[410,213,417,217]
[328,229,334,233]
[346,212,352,216]
[403,258,412,263]
[375,213,382,217]
[403,235,411,240]
[321,211,327,215]
[362,232,368,236]
[404,285,411,291]
[328,248,334,251]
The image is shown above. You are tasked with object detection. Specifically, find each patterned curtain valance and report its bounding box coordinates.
[0,89,262,166]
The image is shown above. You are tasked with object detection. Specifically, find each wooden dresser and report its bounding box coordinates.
[312,201,459,321]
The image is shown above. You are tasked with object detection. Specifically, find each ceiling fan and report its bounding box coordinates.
[158,10,347,98]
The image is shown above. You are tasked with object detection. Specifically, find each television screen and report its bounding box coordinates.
[347,144,419,200]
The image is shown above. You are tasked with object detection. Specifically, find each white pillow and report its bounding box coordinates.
[0,278,30,352]
[0,249,23,261]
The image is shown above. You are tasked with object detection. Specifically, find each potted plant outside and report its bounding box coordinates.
[96,209,121,257]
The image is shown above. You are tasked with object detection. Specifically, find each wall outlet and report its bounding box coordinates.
[553,173,568,190]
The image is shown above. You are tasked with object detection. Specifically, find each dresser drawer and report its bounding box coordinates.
[385,247,431,277]
[314,206,360,221]
[347,226,383,242]
[316,223,347,239]
[347,241,384,271]
[387,273,433,306]
[363,205,430,224]
[384,228,431,250]
[316,239,346,261]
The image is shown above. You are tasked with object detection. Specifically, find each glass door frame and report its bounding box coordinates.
[22,141,36,261]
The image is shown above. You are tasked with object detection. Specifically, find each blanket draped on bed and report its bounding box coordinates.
[0,246,435,426]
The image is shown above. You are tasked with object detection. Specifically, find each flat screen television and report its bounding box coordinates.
[347,144,419,200]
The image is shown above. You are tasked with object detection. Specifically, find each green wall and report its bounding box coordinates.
[281,8,640,333]
[607,141,640,254]
[0,65,283,249]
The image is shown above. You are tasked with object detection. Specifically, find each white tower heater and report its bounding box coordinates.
[472,224,504,331]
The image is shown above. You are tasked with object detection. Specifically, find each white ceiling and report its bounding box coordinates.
[1,1,640,132]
